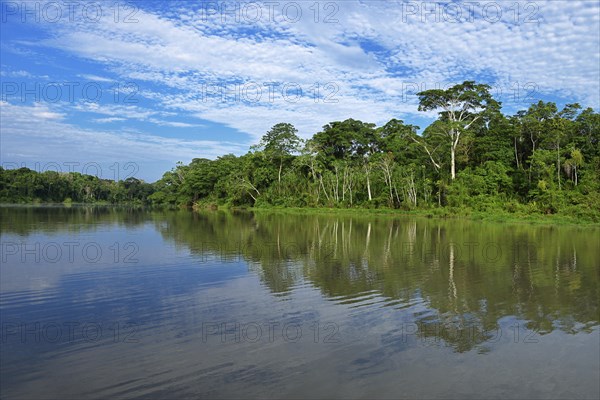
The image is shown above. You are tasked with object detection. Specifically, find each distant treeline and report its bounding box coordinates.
[0,169,153,204]
[1,82,599,221]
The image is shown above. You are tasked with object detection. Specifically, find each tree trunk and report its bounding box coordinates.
[334,166,339,203]
[394,185,401,206]
[514,137,520,169]
[319,175,330,202]
[450,145,456,180]
[366,171,372,201]
[557,144,561,190]
[278,159,283,193]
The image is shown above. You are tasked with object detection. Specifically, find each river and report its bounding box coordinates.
[1,206,598,399]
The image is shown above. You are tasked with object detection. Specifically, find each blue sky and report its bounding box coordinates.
[1,0,599,182]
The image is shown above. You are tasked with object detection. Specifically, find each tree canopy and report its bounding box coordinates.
[2,81,599,222]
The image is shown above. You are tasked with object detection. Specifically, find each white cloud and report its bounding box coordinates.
[2,0,598,176]
[0,102,247,167]
[0,68,49,79]
[78,74,114,83]
[29,102,65,120]
[93,117,127,123]
[147,119,203,128]
[41,2,597,108]
[72,102,202,128]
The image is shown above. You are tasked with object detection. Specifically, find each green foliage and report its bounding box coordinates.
[148,99,599,222]
[3,85,599,223]
[0,167,154,204]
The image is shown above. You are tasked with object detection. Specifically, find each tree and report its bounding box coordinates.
[564,148,583,186]
[253,123,302,192]
[309,120,357,164]
[575,108,600,159]
[547,104,577,190]
[182,158,219,203]
[417,81,499,179]
[349,120,378,201]
[4,84,599,220]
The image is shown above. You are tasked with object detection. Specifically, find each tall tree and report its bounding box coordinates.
[253,123,302,192]
[417,81,499,179]
[349,120,378,201]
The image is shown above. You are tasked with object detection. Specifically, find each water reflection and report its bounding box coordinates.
[1,207,599,399]
[151,210,599,353]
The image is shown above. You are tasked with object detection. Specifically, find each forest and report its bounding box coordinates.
[2,82,599,222]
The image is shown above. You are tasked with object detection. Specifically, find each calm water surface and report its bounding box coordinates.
[1,206,599,399]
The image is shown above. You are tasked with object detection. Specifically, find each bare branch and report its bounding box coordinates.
[409,136,441,170]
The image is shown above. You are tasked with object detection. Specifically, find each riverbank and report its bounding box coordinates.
[244,206,600,226]
[3,202,598,226]
[0,201,148,207]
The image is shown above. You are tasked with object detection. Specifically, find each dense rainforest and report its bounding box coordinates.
[2,82,599,221]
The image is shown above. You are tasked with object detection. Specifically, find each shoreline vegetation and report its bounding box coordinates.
[229,205,600,226]
[1,82,599,225]
[0,203,598,227]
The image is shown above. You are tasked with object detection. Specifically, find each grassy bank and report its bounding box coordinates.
[3,202,597,226]
[241,205,600,226]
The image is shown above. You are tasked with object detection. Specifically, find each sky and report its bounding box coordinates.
[1,0,599,182]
